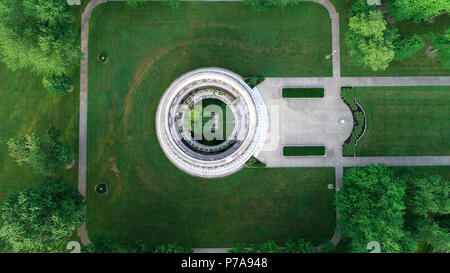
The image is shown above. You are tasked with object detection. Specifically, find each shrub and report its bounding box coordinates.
[429,27,450,68]
[7,127,75,174]
[350,0,376,17]
[282,88,325,98]
[243,0,298,11]
[245,76,265,88]
[126,0,144,8]
[394,34,425,61]
[84,236,130,253]
[386,0,450,22]
[154,242,193,253]
[245,156,266,168]
[341,88,358,111]
[284,239,317,253]
[42,74,73,95]
[283,146,326,156]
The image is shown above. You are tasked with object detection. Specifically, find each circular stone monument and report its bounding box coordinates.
[156,68,268,178]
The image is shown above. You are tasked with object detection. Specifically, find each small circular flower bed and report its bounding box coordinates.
[95,182,108,196]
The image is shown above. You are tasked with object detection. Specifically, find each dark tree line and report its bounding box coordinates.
[336,165,449,253]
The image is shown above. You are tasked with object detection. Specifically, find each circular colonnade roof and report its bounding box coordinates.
[156,68,268,178]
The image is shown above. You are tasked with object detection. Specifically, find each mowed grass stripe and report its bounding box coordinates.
[356,86,450,156]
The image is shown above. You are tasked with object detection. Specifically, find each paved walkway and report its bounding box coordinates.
[256,78,353,167]
[78,0,450,252]
[302,0,340,77]
[341,76,450,86]
[78,0,107,247]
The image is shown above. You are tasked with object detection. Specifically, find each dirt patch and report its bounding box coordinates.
[387,16,396,24]
[426,46,438,59]
[428,11,448,23]
[122,46,189,133]
[124,56,156,119]
[109,157,121,180]
[66,159,76,170]
[376,5,389,14]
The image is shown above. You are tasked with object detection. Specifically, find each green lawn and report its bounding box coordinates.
[282,88,325,98]
[283,146,326,156]
[0,4,83,202]
[331,0,450,77]
[390,166,450,181]
[355,86,450,156]
[0,62,79,201]
[87,2,336,247]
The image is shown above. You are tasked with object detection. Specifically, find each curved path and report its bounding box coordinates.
[78,0,450,252]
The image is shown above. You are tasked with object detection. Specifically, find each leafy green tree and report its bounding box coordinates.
[42,126,76,173]
[134,240,155,253]
[7,133,43,171]
[386,0,450,22]
[404,174,449,216]
[350,0,376,17]
[430,27,450,68]
[284,239,317,253]
[320,241,336,253]
[256,240,281,253]
[84,238,192,253]
[414,218,450,253]
[7,127,75,174]
[243,0,299,11]
[0,240,13,253]
[400,169,450,253]
[437,214,450,229]
[154,242,193,253]
[163,0,181,10]
[0,178,85,252]
[393,34,425,61]
[42,74,73,95]
[84,236,130,253]
[336,165,408,253]
[126,0,145,8]
[228,240,280,253]
[245,77,265,88]
[0,0,80,76]
[345,10,396,71]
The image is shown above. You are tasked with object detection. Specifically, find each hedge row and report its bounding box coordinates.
[341,88,365,157]
[283,146,326,156]
[282,88,325,98]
